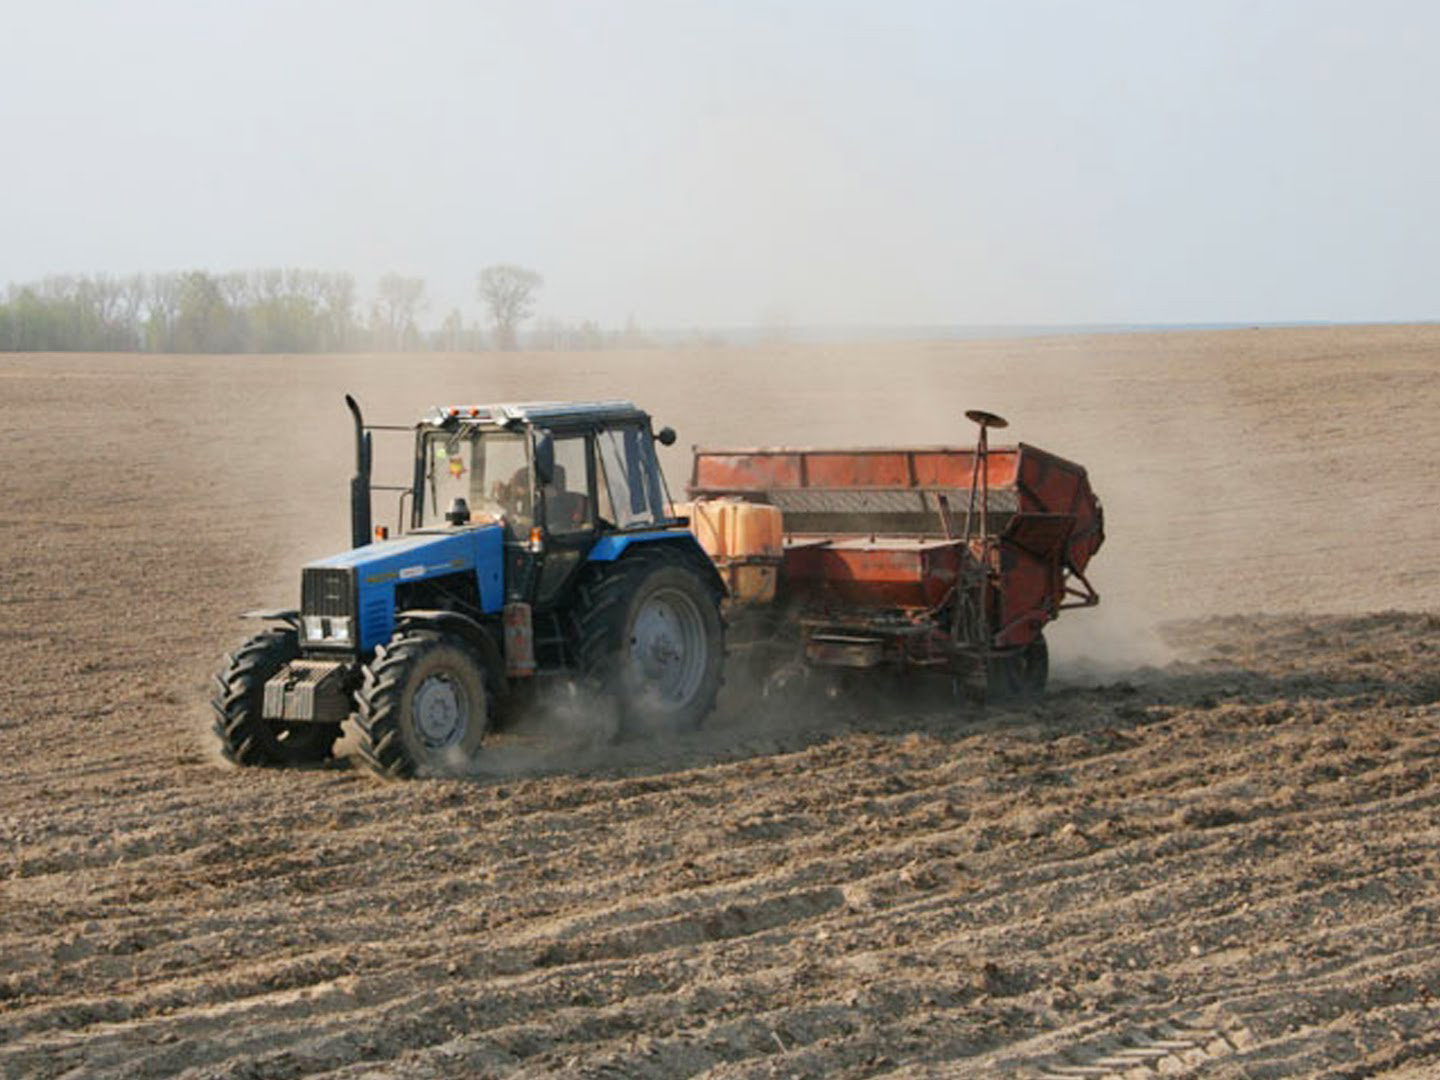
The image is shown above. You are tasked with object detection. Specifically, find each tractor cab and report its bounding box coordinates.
[413,402,673,531]
[407,402,681,610]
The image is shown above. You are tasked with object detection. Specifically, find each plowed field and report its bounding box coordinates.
[2,326,1438,1078]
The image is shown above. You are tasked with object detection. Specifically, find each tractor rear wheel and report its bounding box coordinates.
[986,634,1049,703]
[211,628,341,766]
[572,547,725,735]
[353,631,490,779]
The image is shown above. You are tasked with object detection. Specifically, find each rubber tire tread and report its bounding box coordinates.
[986,633,1049,703]
[569,545,725,734]
[352,630,488,780]
[210,629,339,766]
[1020,634,1049,694]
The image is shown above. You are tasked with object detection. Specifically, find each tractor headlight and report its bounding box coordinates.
[304,615,352,643]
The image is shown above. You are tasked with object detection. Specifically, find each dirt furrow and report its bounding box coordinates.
[4,336,1440,1076]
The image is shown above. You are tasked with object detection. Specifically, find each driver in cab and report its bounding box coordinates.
[497,464,589,532]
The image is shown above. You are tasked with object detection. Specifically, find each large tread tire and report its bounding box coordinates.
[352,631,490,779]
[210,629,341,766]
[571,546,725,736]
[986,633,1049,703]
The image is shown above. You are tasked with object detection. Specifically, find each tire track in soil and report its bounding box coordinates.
[8,633,1440,1077]
[8,694,1440,1077]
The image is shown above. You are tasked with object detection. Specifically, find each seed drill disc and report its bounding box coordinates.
[965,409,1009,429]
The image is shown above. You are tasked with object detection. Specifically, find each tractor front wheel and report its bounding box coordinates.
[353,631,490,779]
[211,629,341,766]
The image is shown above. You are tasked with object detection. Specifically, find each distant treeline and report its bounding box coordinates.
[0,267,667,353]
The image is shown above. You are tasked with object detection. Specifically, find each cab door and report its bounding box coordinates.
[533,430,600,608]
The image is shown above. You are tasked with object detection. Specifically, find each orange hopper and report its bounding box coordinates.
[689,424,1102,652]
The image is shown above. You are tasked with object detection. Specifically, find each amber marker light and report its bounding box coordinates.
[374,525,389,541]
[528,526,544,553]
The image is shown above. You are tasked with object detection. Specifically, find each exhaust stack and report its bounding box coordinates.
[345,394,373,548]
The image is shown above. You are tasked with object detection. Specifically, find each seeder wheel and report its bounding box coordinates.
[986,635,1048,703]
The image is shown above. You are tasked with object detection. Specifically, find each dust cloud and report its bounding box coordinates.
[173,325,1440,709]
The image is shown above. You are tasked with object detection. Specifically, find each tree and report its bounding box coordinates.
[317,272,356,352]
[145,272,183,351]
[371,273,427,351]
[477,264,542,350]
[438,308,467,352]
[172,271,239,353]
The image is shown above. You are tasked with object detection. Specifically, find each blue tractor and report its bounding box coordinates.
[211,397,726,778]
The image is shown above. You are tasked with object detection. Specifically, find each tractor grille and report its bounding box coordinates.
[301,567,355,618]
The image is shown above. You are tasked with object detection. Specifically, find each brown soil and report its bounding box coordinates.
[1,325,1438,1078]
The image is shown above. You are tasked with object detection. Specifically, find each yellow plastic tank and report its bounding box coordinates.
[682,499,727,560]
[678,499,783,604]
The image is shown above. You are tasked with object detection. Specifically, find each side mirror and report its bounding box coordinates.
[533,430,556,486]
[656,425,677,447]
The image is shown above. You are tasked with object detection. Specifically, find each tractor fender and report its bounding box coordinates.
[393,609,508,696]
[240,608,300,630]
[585,531,728,597]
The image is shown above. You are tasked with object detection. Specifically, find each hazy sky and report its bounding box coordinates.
[3,0,1437,328]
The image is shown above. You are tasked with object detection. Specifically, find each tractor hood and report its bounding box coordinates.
[301,525,504,653]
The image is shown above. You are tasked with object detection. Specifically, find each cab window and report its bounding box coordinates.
[596,426,663,529]
[424,431,532,538]
[540,434,592,534]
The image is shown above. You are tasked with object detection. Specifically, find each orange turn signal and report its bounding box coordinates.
[374,525,389,541]
[528,526,544,553]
